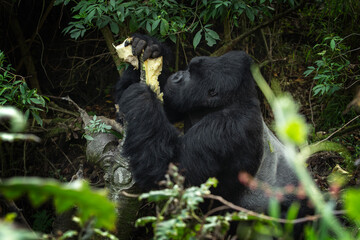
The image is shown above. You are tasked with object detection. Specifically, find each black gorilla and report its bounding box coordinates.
[115,34,301,211]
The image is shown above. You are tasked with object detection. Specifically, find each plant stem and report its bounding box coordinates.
[293,146,351,239]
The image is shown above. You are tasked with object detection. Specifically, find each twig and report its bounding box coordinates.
[47,101,79,117]
[308,78,316,128]
[51,138,77,171]
[47,95,91,126]
[122,188,345,225]
[5,200,35,234]
[204,194,345,224]
[345,79,360,89]
[203,205,231,218]
[0,67,26,81]
[315,115,360,145]
[120,190,140,198]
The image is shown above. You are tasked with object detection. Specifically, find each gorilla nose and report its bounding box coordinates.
[171,72,183,83]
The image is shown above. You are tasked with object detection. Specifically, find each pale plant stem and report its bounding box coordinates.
[252,64,351,239]
[292,146,351,239]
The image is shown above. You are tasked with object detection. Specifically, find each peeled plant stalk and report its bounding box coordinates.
[114,38,163,102]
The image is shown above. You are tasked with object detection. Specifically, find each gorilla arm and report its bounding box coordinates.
[118,83,179,190]
[178,109,263,186]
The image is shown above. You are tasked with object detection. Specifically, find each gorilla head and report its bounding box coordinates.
[164,51,257,114]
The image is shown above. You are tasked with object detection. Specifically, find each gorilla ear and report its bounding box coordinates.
[208,88,218,97]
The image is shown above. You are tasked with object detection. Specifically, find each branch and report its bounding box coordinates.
[212,4,304,57]
[47,95,123,133]
[204,194,344,224]
[315,115,360,144]
[100,26,123,77]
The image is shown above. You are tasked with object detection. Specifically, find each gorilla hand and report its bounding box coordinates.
[130,34,162,61]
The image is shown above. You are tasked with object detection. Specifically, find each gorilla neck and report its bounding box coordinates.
[183,106,223,132]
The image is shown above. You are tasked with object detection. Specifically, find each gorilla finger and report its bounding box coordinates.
[124,39,131,47]
[133,39,147,56]
[132,37,140,47]
[142,46,153,61]
[150,45,161,58]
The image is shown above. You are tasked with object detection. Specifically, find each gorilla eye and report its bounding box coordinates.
[208,89,218,97]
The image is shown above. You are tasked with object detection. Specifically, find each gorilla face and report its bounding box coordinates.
[163,51,255,113]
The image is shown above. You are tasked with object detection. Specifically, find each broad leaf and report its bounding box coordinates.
[193,29,202,49]
[0,177,116,230]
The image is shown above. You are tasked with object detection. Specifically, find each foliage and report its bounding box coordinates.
[1,105,115,232]
[135,164,233,239]
[304,35,353,97]
[135,163,307,239]
[83,115,112,140]
[303,33,359,129]
[54,0,296,48]
[0,177,116,230]
[252,64,358,239]
[0,51,47,126]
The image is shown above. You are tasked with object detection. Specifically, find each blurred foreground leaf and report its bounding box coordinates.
[343,188,360,223]
[0,177,116,230]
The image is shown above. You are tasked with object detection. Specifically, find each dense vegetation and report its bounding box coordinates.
[0,0,359,239]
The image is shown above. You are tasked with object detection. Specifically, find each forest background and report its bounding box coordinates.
[0,0,360,239]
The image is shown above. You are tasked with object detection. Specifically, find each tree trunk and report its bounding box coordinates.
[100,26,123,77]
[9,12,41,92]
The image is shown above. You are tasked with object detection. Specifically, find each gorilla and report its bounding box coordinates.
[115,34,303,214]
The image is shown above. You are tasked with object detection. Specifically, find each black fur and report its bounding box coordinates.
[116,34,263,206]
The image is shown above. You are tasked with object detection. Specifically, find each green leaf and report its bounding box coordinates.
[330,39,336,51]
[28,189,49,207]
[70,29,81,39]
[110,21,119,34]
[205,32,216,47]
[19,84,25,96]
[269,198,281,218]
[110,0,116,9]
[146,21,152,33]
[139,188,178,202]
[160,19,169,36]
[152,19,161,31]
[31,111,43,127]
[245,7,255,22]
[193,29,202,49]
[84,134,94,141]
[168,34,177,44]
[135,216,157,227]
[87,9,96,21]
[54,0,64,6]
[0,177,116,230]
[205,29,220,40]
[303,67,315,77]
[344,188,360,222]
[284,202,300,234]
[30,98,43,105]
